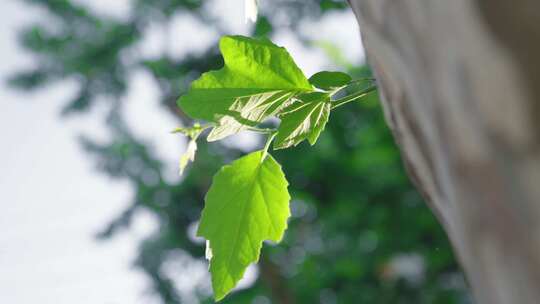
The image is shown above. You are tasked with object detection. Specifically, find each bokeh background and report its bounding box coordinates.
[0,0,472,303]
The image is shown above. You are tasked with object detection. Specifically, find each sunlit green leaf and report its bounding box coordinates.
[197,151,290,300]
[177,35,312,139]
[207,90,295,141]
[179,139,197,175]
[274,92,331,149]
[172,123,209,175]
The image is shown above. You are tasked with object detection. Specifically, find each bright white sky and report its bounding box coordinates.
[0,1,363,303]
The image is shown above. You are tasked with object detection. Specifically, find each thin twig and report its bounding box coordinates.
[331,85,377,110]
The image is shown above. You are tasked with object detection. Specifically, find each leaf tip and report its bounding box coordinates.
[179,139,198,175]
[205,240,213,261]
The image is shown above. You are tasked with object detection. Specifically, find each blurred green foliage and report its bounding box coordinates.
[11,0,470,303]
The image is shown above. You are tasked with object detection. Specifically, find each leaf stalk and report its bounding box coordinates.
[331,85,377,110]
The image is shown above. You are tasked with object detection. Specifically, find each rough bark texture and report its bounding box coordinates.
[348,1,540,303]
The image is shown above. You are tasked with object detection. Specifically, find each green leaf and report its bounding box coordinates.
[197,151,290,300]
[172,123,209,175]
[207,90,294,141]
[179,139,197,175]
[308,71,352,90]
[177,35,312,139]
[274,92,331,149]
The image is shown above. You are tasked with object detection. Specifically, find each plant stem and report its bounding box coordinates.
[349,77,376,84]
[170,123,214,134]
[327,78,376,97]
[247,126,278,134]
[331,85,377,110]
[262,131,277,161]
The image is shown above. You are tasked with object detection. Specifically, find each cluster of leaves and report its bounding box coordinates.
[12,1,468,303]
[175,35,376,300]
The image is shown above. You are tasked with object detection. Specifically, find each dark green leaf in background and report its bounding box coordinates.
[308,71,352,90]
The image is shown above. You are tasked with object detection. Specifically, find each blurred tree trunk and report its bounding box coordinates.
[348,1,540,303]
